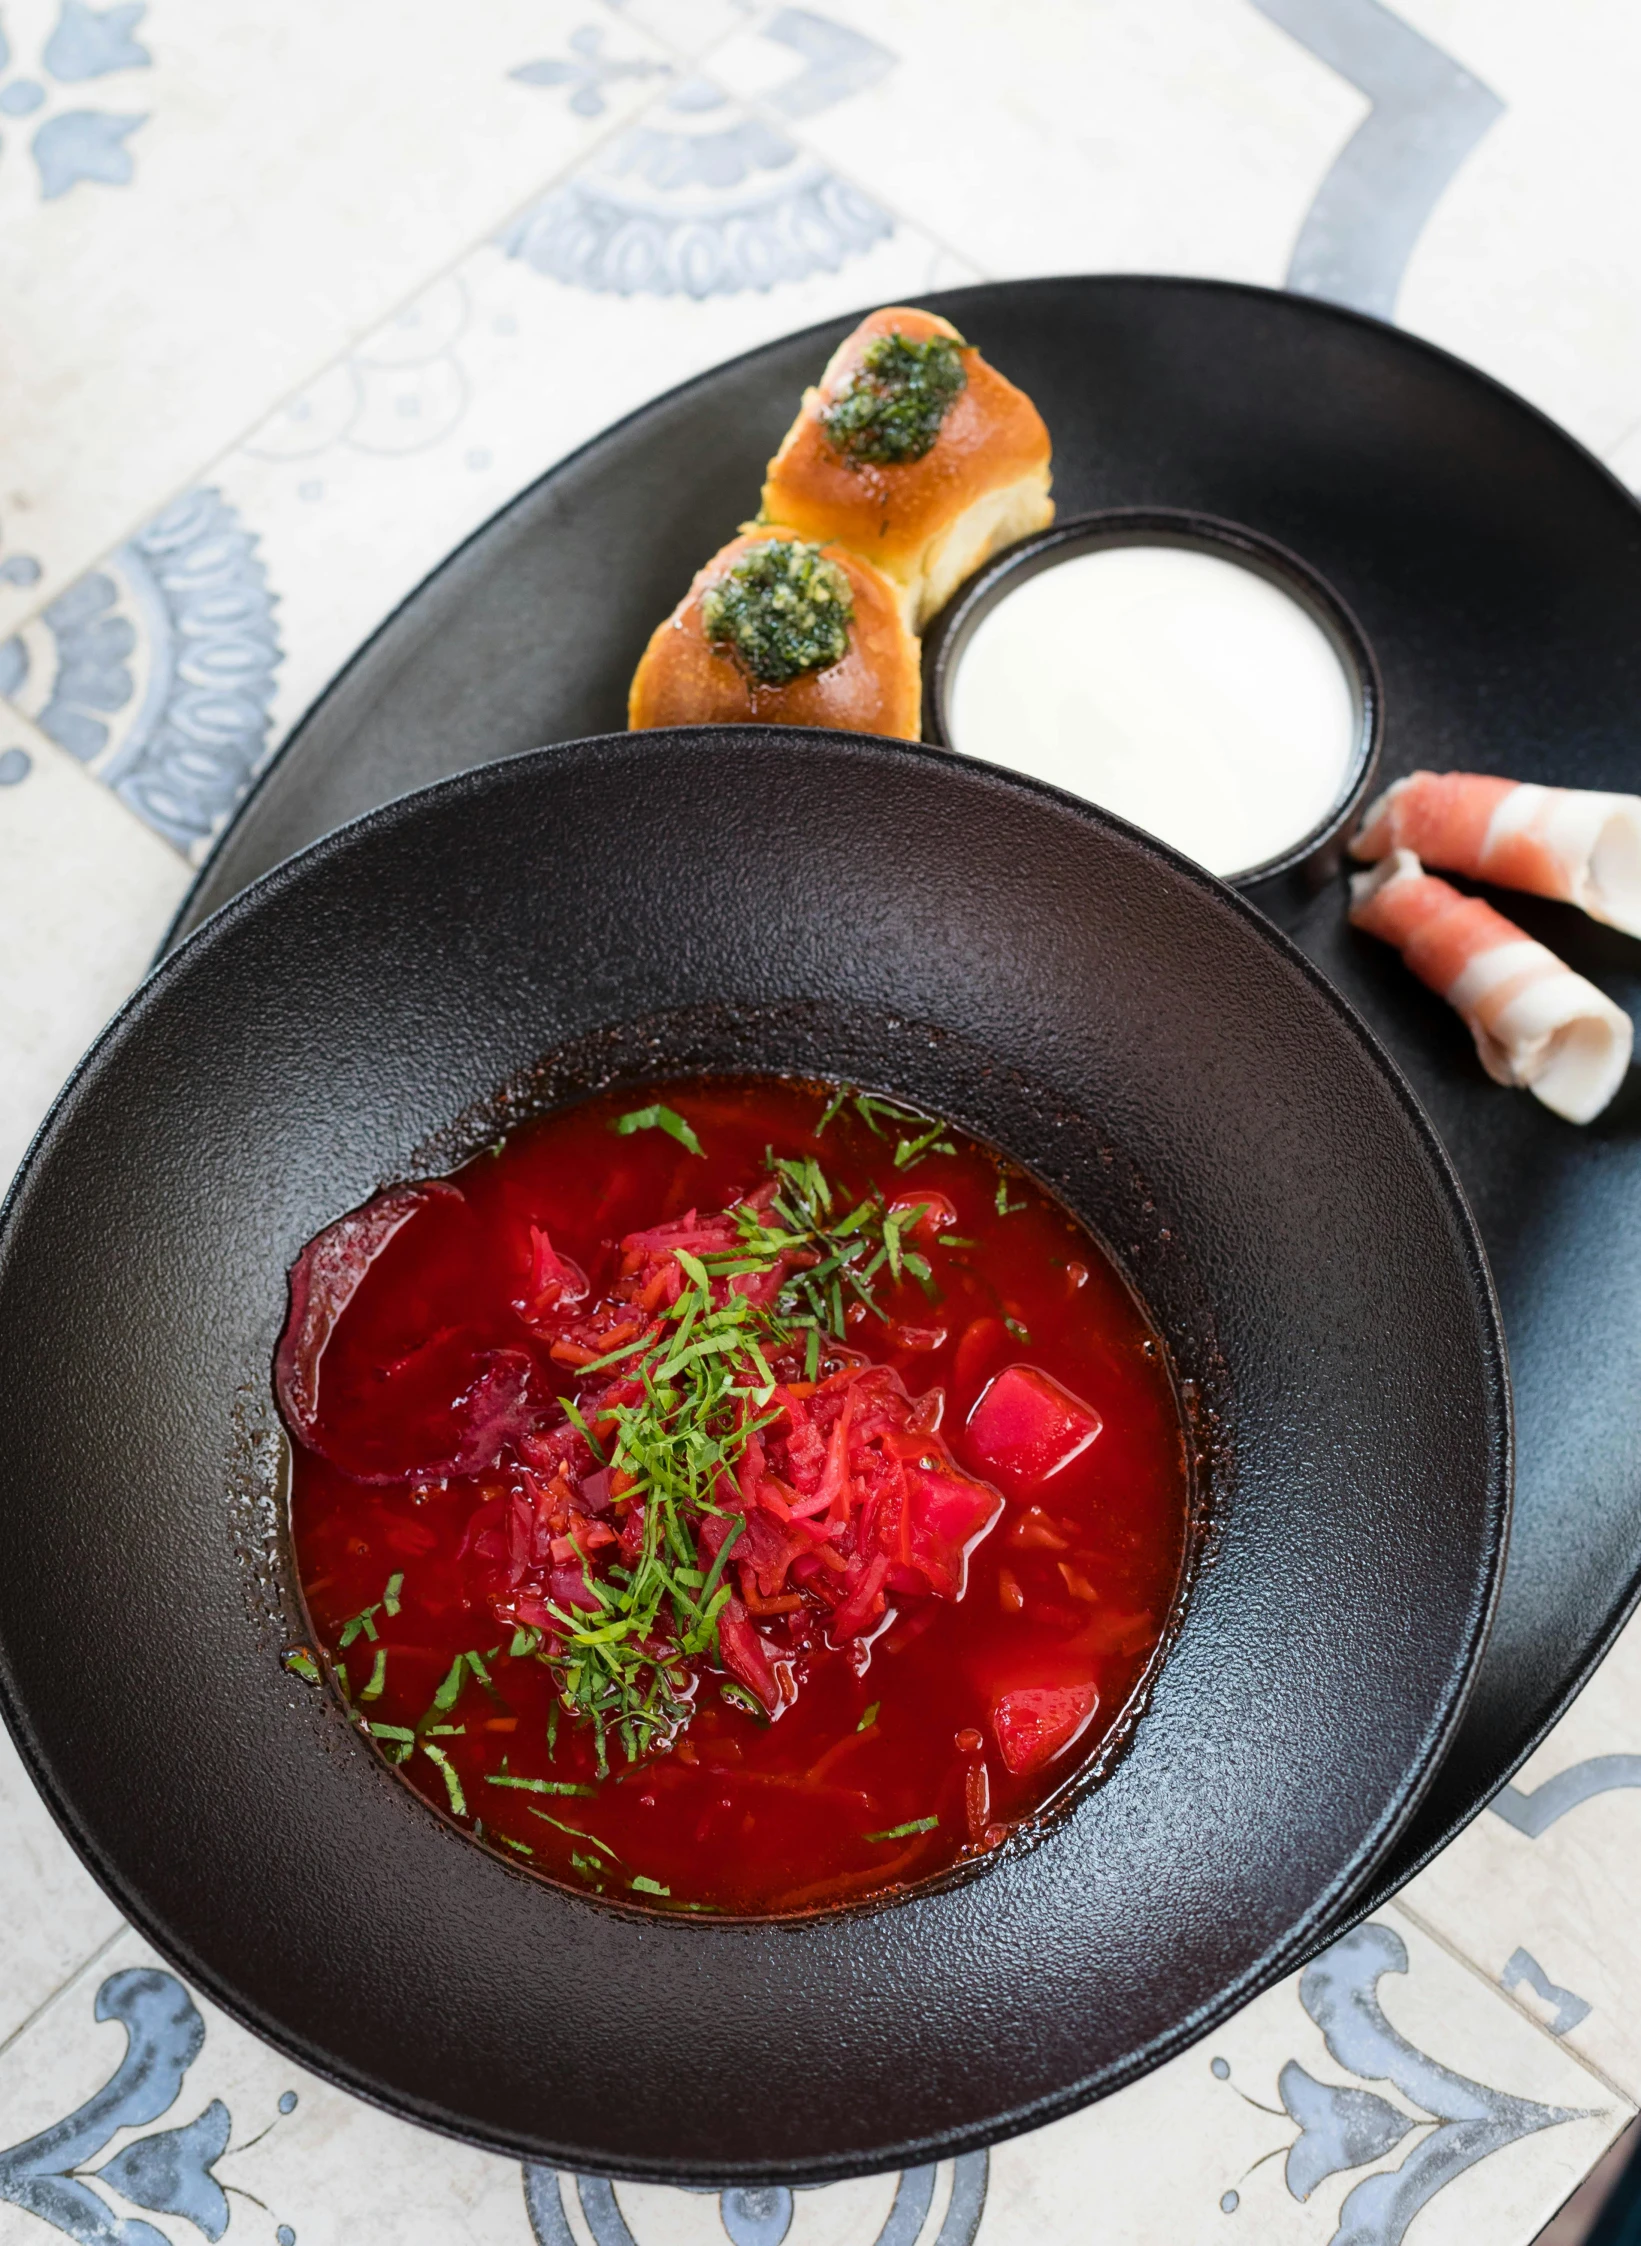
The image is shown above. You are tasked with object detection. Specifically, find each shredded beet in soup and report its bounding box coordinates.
[279,1077,1190,1914]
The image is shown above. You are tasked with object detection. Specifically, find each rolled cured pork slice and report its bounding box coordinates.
[1349,849,1633,1124]
[1351,770,1641,938]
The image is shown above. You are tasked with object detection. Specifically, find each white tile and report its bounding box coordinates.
[0,1728,123,2050]
[0,713,189,1190]
[606,0,764,63]
[1604,416,1641,493]
[709,0,1364,288]
[1402,1603,1641,2103]
[980,1908,1628,2246]
[0,0,676,640]
[1394,1,1641,457]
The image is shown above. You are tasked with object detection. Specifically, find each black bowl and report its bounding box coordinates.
[0,726,1508,2181]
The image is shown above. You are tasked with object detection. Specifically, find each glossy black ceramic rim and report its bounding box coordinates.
[0,726,1510,2179]
[919,507,1384,889]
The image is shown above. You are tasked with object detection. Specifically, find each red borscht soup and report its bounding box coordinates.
[279,1077,1189,1914]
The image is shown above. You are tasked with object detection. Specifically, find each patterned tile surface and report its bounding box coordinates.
[0,0,676,638]
[710,0,1368,289]
[1393,0,1641,454]
[0,1910,1628,2246]
[0,1730,122,2053]
[983,1908,1629,2246]
[0,712,189,1177]
[1404,1606,1641,2106]
[6,2,1641,2240]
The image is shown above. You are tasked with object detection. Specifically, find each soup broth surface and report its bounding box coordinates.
[283,1076,1189,1914]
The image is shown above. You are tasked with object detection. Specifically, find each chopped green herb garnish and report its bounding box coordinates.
[429,1654,468,1718]
[818,1085,958,1153]
[1004,1317,1032,1341]
[937,1233,977,1248]
[892,1126,955,1171]
[815,1083,851,1136]
[432,1093,965,1776]
[857,1701,881,1731]
[995,1174,1027,1216]
[282,1648,320,1685]
[368,1722,415,1742]
[533,1132,959,1763]
[340,1569,405,1648]
[865,1815,939,1843]
[359,1647,388,1701]
[485,1775,597,1796]
[821,328,968,465]
[613,1104,705,1158]
[880,1201,927,1281]
[561,1397,607,1465]
[498,1834,534,1855]
[630,1875,670,1896]
[420,1742,467,1817]
[530,1808,620,1860]
[701,538,853,686]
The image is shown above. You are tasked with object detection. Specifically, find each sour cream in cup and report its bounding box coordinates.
[930,514,1379,888]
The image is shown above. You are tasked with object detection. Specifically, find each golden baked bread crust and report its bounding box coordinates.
[759,306,1054,628]
[628,528,922,739]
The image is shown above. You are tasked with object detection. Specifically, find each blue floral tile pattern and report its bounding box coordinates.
[526,2157,988,2246]
[1,487,283,854]
[756,7,895,121]
[510,21,670,117]
[501,10,896,297]
[1206,1920,1594,2243]
[1499,1950,1593,2039]
[0,1968,228,2244]
[1491,1756,1641,1839]
[1249,0,1504,320]
[0,0,151,199]
[500,71,892,297]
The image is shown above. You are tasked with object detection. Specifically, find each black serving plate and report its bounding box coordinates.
[170,277,1641,1921]
[0,729,1508,2177]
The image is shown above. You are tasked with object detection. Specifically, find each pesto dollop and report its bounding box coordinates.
[701,539,854,686]
[820,328,969,466]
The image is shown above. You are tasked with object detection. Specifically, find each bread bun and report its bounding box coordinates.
[760,306,1053,632]
[629,528,921,738]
